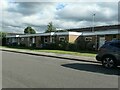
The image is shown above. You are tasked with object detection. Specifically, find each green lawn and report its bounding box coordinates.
[1,46,97,57]
[33,50,96,57]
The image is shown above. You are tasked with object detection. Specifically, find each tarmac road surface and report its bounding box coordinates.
[2,51,120,88]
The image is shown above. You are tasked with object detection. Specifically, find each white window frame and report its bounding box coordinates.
[85,37,92,41]
[28,38,29,41]
[12,38,16,43]
[59,36,65,42]
[21,38,24,41]
[32,37,35,43]
[52,37,55,43]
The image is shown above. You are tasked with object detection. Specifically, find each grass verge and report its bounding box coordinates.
[0,46,97,57]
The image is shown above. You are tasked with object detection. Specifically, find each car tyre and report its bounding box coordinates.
[102,56,117,68]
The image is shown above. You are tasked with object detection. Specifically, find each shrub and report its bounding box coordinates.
[32,43,36,48]
[41,43,58,50]
[86,42,95,51]
[12,42,18,46]
[19,43,26,47]
[67,43,77,51]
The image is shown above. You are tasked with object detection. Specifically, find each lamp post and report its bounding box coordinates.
[92,14,95,32]
[92,13,97,50]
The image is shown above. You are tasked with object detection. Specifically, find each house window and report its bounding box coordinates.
[28,38,29,41]
[44,37,48,43]
[113,35,116,38]
[52,37,55,43]
[59,37,65,42]
[112,35,117,40]
[32,37,35,43]
[12,38,16,43]
[21,38,24,41]
[85,37,92,41]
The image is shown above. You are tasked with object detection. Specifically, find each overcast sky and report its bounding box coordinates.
[1,0,119,33]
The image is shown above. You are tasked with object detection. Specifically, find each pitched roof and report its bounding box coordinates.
[67,24,120,32]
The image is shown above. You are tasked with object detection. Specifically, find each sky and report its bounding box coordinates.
[0,0,119,33]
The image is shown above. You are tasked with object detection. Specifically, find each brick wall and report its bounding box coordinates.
[105,35,113,41]
[116,34,120,39]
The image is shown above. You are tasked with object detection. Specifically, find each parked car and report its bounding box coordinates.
[96,40,120,68]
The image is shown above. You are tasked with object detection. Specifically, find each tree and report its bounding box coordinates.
[0,32,7,38]
[45,22,56,33]
[0,32,7,46]
[24,26,36,34]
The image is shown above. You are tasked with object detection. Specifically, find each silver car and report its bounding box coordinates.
[96,40,120,68]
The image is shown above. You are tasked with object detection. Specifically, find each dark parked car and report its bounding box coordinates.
[96,40,120,68]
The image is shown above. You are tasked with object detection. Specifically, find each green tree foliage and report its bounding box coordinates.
[0,32,7,38]
[45,22,56,33]
[56,29,68,32]
[0,32,7,46]
[24,26,36,34]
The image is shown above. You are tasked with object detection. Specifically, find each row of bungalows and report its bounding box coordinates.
[6,25,120,49]
[6,32,82,48]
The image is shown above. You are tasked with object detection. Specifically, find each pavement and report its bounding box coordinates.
[0,47,98,63]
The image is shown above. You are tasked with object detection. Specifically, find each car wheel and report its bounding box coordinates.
[102,56,116,68]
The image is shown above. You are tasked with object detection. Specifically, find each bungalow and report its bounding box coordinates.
[6,25,120,50]
[6,32,82,48]
[68,24,120,49]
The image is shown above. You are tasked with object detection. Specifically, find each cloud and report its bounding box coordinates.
[56,2,118,22]
[1,1,118,33]
[7,2,56,16]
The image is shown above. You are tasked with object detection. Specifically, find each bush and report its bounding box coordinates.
[67,43,77,51]
[76,42,86,50]
[2,38,6,46]
[12,42,18,46]
[19,43,26,47]
[57,41,69,50]
[41,41,69,50]
[32,43,36,48]
[41,43,58,50]
[86,42,95,51]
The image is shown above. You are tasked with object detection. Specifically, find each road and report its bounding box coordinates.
[2,51,120,88]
